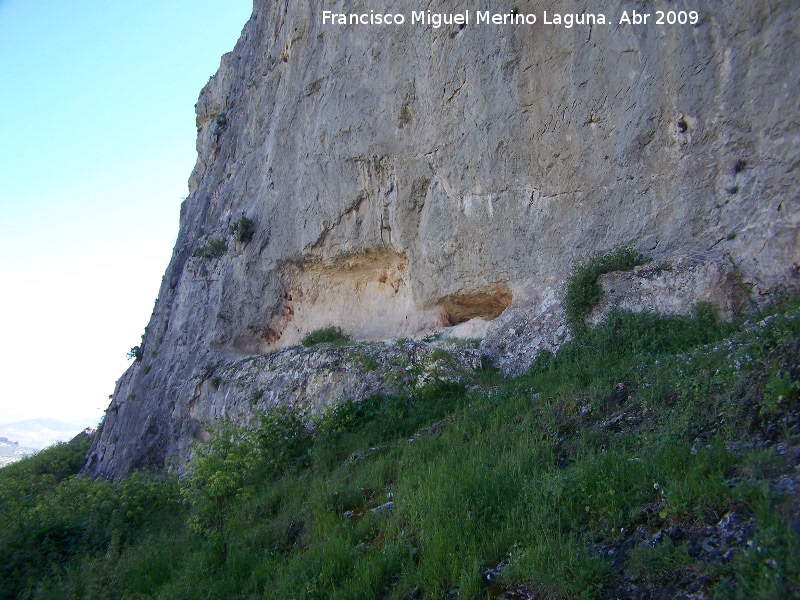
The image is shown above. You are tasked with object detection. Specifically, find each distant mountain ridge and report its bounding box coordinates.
[0,418,97,450]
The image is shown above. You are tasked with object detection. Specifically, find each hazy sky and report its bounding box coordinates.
[0,1,252,423]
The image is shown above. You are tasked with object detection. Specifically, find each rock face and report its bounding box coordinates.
[85,0,799,477]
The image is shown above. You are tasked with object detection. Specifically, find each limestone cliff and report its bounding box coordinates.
[85,0,799,477]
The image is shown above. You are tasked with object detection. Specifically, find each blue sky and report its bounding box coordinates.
[0,1,252,423]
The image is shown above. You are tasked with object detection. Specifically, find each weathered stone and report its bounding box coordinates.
[86,338,479,474]
[86,0,799,477]
[591,255,742,322]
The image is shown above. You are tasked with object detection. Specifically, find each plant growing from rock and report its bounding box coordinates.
[126,330,147,361]
[564,243,647,335]
[229,213,256,244]
[193,237,227,259]
[301,326,351,347]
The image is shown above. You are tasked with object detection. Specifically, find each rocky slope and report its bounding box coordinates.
[86,0,799,477]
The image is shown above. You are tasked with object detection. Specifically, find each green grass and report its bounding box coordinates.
[301,326,352,348]
[563,242,647,335]
[2,298,799,598]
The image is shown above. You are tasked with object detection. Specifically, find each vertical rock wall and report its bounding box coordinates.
[86,0,799,477]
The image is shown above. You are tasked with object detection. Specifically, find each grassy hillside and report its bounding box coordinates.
[1,297,798,599]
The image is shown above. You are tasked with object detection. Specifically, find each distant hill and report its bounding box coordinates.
[0,438,36,467]
[0,418,97,450]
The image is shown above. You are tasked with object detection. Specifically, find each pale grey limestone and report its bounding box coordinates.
[85,0,799,477]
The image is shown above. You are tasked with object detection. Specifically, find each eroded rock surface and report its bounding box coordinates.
[87,339,480,474]
[86,0,799,477]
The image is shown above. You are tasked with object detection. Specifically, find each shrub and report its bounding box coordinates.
[301,326,351,348]
[0,433,182,597]
[182,409,311,560]
[229,214,256,244]
[564,243,646,335]
[254,406,312,478]
[0,433,92,485]
[193,237,227,259]
[763,370,799,413]
[127,330,147,361]
[182,422,257,560]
